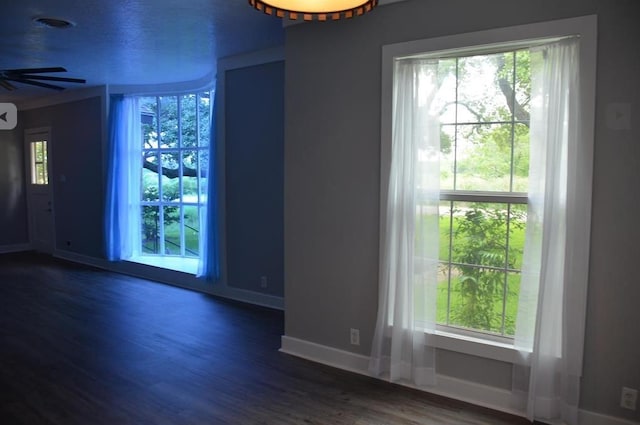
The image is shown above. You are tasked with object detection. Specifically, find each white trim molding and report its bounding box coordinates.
[579,410,640,425]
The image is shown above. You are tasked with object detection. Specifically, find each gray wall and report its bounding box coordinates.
[225,61,285,297]
[284,0,640,421]
[0,126,29,247]
[20,97,105,258]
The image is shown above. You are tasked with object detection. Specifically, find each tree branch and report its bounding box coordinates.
[498,78,530,124]
[142,158,207,179]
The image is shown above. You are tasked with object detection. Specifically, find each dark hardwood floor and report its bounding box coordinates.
[0,252,530,424]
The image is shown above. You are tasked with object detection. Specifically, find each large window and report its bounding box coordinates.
[138,92,210,262]
[105,89,216,276]
[433,50,530,338]
[372,18,596,421]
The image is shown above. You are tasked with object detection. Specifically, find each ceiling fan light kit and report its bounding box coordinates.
[249,0,378,21]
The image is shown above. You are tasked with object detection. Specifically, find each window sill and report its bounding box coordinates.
[128,255,198,275]
[426,329,530,365]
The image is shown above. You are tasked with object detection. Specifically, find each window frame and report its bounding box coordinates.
[30,139,49,185]
[119,90,212,275]
[138,93,210,259]
[379,15,597,358]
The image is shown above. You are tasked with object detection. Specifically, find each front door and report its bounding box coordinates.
[25,128,55,254]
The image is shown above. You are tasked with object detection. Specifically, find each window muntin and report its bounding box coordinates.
[420,50,531,338]
[139,92,210,258]
[30,140,49,185]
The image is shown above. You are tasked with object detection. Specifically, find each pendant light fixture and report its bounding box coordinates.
[249,0,378,21]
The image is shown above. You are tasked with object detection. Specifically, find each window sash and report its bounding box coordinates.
[139,92,209,259]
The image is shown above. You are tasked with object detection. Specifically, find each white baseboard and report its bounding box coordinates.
[54,250,108,268]
[0,243,32,254]
[579,410,640,425]
[280,335,639,425]
[53,249,284,310]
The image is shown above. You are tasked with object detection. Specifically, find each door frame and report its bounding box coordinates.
[24,127,56,254]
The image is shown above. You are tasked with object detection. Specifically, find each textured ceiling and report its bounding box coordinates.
[0,0,285,102]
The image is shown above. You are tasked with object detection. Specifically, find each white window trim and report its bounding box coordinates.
[379,15,597,362]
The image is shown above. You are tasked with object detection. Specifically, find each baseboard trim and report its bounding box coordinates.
[579,410,640,425]
[280,335,639,425]
[53,249,284,310]
[0,243,32,254]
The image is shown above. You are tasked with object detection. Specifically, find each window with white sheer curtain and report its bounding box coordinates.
[370,16,596,425]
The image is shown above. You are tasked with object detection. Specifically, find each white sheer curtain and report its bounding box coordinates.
[369,58,440,387]
[514,38,588,424]
[105,96,142,261]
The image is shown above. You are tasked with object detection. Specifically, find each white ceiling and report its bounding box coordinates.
[0,0,285,102]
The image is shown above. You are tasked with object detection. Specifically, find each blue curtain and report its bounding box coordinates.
[197,83,220,279]
[104,95,141,261]
[104,95,125,261]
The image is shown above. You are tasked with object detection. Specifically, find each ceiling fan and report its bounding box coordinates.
[0,67,86,91]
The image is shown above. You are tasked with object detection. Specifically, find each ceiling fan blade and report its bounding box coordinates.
[5,77,66,91]
[18,74,86,84]
[0,80,17,91]
[3,67,67,75]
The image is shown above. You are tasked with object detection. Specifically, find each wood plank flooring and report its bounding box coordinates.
[0,252,531,424]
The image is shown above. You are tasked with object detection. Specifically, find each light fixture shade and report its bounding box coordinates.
[249,0,378,21]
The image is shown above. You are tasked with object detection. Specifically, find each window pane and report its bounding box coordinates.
[440,125,455,190]
[198,92,211,147]
[159,96,178,149]
[508,203,527,270]
[43,161,48,185]
[161,152,180,202]
[457,53,513,123]
[454,123,514,192]
[512,123,530,192]
[515,50,531,119]
[181,94,197,148]
[504,272,521,337]
[199,150,209,199]
[182,150,198,202]
[35,142,44,161]
[35,164,45,185]
[437,263,452,325]
[436,58,457,124]
[142,155,160,201]
[142,206,160,254]
[163,205,182,255]
[140,97,158,149]
[450,202,508,269]
[448,264,507,333]
[438,201,452,262]
[184,206,200,257]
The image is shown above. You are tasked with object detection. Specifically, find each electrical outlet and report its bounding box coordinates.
[259,276,268,288]
[621,387,638,411]
[350,328,360,346]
